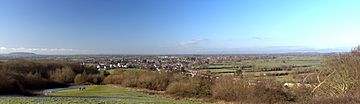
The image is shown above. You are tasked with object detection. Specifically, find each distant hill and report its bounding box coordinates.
[8,52,37,56]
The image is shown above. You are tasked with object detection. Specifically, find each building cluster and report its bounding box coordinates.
[74,55,279,71]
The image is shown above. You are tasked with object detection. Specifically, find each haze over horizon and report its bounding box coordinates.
[0,0,359,54]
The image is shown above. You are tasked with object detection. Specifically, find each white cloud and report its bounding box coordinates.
[0,47,6,50]
[179,38,208,46]
[0,47,77,53]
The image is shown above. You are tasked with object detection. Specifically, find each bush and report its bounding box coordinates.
[102,70,174,91]
[303,95,360,104]
[121,70,143,87]
[166,77,212,98]
[102,70,126,84]
[285,86,312,102]
[252,79,293,104]
[88,74,105,85]
[138,71,171,91]
[103,74,125,84]
[212,76,252,102]
[211,76,294,103]
[74,74,87,85]
[74,71,105,85]
[166,78,198,97]
[313,46,360,97]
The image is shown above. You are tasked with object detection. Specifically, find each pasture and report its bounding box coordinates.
[200,56,322,83]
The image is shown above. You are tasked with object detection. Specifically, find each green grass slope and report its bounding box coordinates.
[0,85,206,104]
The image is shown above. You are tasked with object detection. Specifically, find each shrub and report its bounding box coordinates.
[166,78,198,97]
[166,77,212,98]
[194,77,213,97]
[103,74,125,84]
[88,74,105,85]
[121,70,143,87]
[212,75,252,102]
[252,79,292,104]
[103,70,186,91]
[212,76,294,103]
[74,74,87,85]
[287,86,313,102]
[313,46,360,97]
[102,70,126,84]
[74,71,105,85]
[303,95,360,104]
[138,71,171,91]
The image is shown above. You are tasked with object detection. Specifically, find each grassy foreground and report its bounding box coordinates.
[0,85,204,104]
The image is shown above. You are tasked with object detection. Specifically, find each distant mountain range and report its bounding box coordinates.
[8,52,37,56]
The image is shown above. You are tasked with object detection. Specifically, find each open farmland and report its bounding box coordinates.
[197,56,322,83]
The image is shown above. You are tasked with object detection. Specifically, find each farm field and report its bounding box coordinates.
[203,69,236,73]
[198,56,322,83]
[246,60,321,68]
[0,85,205,104]
[203,59,320,71]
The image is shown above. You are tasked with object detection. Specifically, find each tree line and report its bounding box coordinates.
[0,59,102,95]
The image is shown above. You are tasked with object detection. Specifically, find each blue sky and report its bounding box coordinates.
[0,0,359,54]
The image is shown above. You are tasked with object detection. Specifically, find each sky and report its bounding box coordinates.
[0,0,359,54]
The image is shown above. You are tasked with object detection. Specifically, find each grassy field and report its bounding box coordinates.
[203,69,236,73]
[205,58,321,70]
[243,70,292,76]
[0,96,125,104]
[245,60,321,68]
[106,69,116,74]
[0,85,205,104]
[204,58,321,84]
[206,65,234,69]
[100,68,145,75]
[203,59,320,73]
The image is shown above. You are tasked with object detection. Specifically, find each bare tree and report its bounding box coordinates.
[313,46,360,97]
